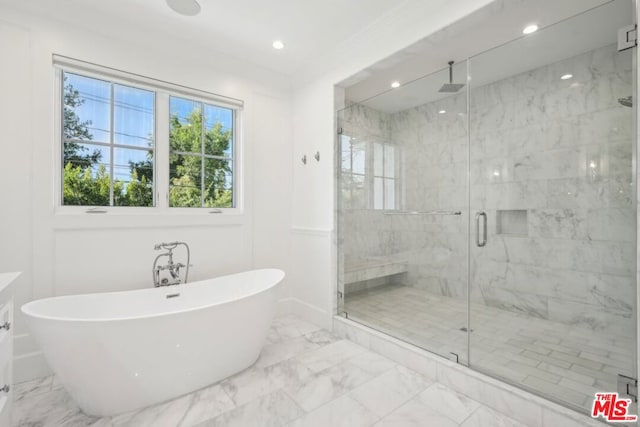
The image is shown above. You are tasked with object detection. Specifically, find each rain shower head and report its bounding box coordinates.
[439,61,465,93]
[618,96,633,107]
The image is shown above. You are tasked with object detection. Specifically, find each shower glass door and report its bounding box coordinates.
[467,0,636,413]
[337,62,471,363]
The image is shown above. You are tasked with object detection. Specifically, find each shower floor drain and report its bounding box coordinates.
[459,327,474,332]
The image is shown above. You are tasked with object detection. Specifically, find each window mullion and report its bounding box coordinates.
[156,92,170,209]
[109,82,115,206]
[200,103,205,208]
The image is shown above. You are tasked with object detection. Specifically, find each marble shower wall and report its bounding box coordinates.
[467,43,634,336]
[339,43,634,336]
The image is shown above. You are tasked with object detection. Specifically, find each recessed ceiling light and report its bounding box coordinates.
[522,24,538,34]
[272,40,285,50]
[438,110,446,114]
[166,0,201,16]
[391,81,401,89]
[561,74,573,80]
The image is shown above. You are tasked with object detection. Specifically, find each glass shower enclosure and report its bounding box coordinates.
[337,0,636,415]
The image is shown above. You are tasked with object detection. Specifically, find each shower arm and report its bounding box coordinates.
[448,60,454,84]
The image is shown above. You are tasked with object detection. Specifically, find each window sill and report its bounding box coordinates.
[52,209,246,230]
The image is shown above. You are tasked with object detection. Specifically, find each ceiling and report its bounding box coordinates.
[0,0,402,75]
[343,0,628,112]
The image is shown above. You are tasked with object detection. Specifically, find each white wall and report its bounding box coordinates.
[0,8,293,382]
[289,0,496,328]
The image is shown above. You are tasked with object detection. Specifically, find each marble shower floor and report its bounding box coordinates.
[13,314,532,427]
[344,284,635,413]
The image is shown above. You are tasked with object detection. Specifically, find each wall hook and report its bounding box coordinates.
[301,155,307,165]
[314,151,320,162]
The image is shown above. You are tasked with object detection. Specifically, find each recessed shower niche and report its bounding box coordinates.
[337,0,637,417]
[496,210,527,236]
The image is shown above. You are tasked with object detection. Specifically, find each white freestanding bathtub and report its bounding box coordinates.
[21,268,284,416]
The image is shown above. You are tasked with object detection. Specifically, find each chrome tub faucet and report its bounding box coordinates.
[152,242,191,287]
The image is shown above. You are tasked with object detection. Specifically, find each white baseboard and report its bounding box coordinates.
[289,298,332,330]
[14,351,50,384]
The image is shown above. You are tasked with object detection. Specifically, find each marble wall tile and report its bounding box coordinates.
[527,209,588,239]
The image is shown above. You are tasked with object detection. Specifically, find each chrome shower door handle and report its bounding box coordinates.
[475,211,487,247]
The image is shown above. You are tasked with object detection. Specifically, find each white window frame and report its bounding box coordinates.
[53,55,244,219]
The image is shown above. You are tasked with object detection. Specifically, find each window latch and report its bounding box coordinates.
[85,207,108,214]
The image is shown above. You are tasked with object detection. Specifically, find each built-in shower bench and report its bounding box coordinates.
[344,257,408,285]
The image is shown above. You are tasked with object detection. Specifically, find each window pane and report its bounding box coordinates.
[204,104,233,157]
[373,142,383,176]
[384,145,395,178]
[204,158,233,208]
[169,153,201,207]
[113,147,154,207]
[114,84,154,148]
[374,177,383,209]
[342,174,366,210]
[351,141,366,174]
[62,143,111,206]
[169,97,201,154]
[63,73,110,143]
[384,178,395,210]
[341,135,351,171]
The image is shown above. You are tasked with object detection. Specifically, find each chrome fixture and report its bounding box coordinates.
[314,151,320,162]
[475,211,487,247]
[619,96,633,107]
[301,155,307,164]
[0,321,10,331]
[152,242,191,287]
[439,61,466,93]
[383,210,461,216]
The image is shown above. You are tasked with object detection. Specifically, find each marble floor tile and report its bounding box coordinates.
[460,406,528,427]
[373,397,459,427]
[344,284,632,413]
[349,365,433,418]
[292,339,366,373]
[417,383,481,424]
[111,393,193,427]
[13,387,98,426]
[13,375,53,400]
[269,316,323,343]
[221,357,314,406]
[283,352,394,412]
[196,390,304,427]
[254,335,321,369]
[176,384,236,426]
[286,394,378,427]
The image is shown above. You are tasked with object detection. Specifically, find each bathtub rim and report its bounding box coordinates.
[21,268,284,323]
